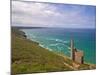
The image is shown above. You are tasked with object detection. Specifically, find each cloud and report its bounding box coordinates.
[12,1,96,28]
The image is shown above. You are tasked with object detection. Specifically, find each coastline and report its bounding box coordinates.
[22,29,96,65]
[21,28,96,64]
[11,27,96,74]
[39,42,96,66]
[33,39,96,70]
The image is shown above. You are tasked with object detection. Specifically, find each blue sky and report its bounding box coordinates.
[12,1,96,28]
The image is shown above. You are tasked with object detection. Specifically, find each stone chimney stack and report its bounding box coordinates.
[70,39,84,64]
[70,39,75,61]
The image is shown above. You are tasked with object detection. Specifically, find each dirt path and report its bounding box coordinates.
[63,62,74,70]
[63,62,80,70]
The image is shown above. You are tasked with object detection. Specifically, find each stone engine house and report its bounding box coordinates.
[70,39,84,64]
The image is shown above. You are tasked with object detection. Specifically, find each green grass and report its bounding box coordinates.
[11,27,73,74]
[11,27,96,75]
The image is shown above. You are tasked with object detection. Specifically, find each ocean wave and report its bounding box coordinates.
[49,43,59,46]
[38,41,71,55]
[47,38,69,44]
[28,35,69,45]
[39,44,53,51]
[49,43,68,48]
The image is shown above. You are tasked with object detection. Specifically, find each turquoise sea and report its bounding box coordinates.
[22,28,96,64]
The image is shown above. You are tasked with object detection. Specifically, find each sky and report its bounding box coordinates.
[12,1,96,28]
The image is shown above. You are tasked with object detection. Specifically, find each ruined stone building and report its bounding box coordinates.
[70,39,84,64]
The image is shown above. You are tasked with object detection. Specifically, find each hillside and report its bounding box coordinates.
[11,27,96,75]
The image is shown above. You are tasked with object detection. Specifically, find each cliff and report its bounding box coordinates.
[11,27,96,75]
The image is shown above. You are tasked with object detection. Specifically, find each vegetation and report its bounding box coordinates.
[11,27,96,75]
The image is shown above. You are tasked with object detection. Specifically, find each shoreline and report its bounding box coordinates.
[23,31,96,65]
[37,40,96,69]
[21,28,96,65]
[12,27,96,74]
[20,27,96,65]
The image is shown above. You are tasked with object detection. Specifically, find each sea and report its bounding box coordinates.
[22,28,96,64]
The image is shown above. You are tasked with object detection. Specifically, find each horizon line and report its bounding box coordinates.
[11,26,96,29]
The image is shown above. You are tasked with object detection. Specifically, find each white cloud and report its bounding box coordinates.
[12,1,61,26]
[12,1,95,28]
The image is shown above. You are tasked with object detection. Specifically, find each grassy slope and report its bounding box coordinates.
[11,27,73,74]
[11,27,96,75]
